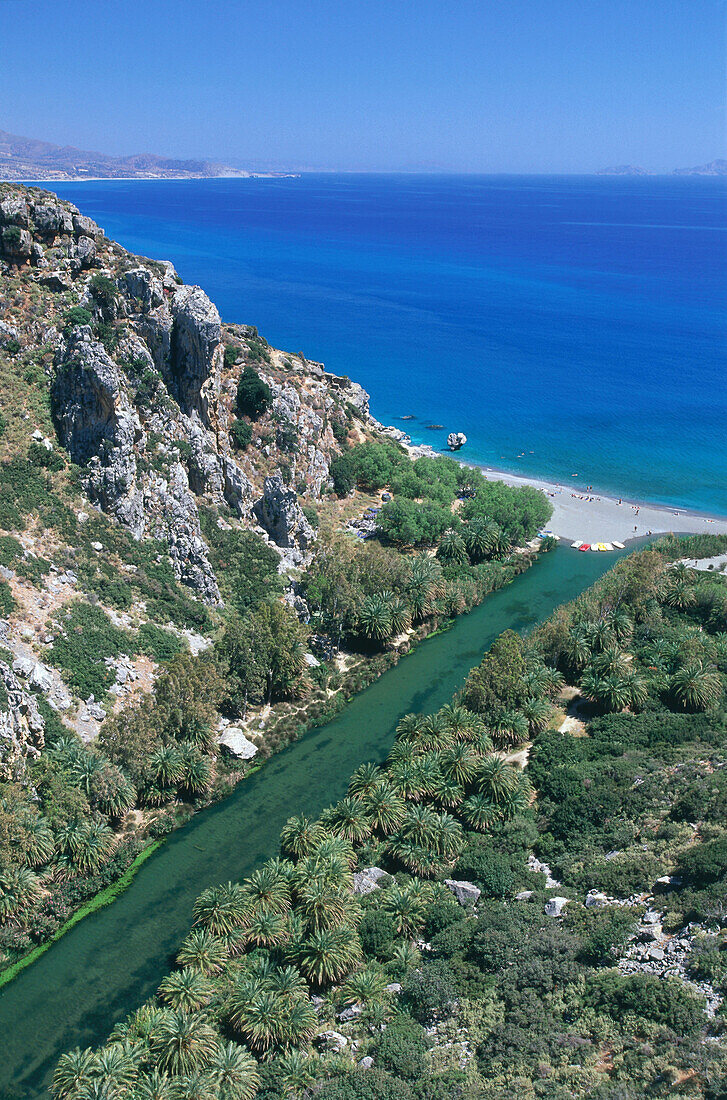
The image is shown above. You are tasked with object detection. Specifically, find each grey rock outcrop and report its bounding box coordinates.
[0,661,45,781]
[545,896,570,917]
[445,879,481,907]
[217,727,258,759]
[254,475,316,566]
[169,284,222,421]
[353,867,390,896]
[52,326,144,533]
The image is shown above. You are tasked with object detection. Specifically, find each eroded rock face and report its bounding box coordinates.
[253,474,316,565]
[52,326,145,534]
[169,285,223,421]
[0,661,45,782]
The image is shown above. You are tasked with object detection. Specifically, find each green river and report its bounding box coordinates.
[0,544,627,1098]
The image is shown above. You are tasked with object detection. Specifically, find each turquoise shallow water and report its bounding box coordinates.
[46,173,727,515]
[0,545,626,1098]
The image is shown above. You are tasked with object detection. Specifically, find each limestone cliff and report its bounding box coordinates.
[0,183,375,601]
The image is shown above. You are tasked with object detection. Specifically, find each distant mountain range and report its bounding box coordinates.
[598,159,727,177]
[0,128,288,181]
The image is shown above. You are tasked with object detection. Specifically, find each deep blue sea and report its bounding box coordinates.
[46,175,726,515]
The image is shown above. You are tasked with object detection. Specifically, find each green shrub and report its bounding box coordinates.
[230,417,253,450]
[27,441,64,471]
[0,579,15,616]
[48,601,136,699]
[236,365,272,420]
[375,1016,428,1081]
[359,908,395,960]
[330,452,355,496]
[63,306,92,330]
[401,959,458,1022]
[586,970,705,1035]
[677,834,727,887]
[137,622,185,663]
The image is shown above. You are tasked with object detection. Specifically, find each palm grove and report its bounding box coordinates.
[49,534,727,1099]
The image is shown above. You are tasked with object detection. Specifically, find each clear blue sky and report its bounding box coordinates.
[1,0,724,172]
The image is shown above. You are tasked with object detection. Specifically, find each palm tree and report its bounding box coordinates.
[623,670,648,709]
[152,745,184,787]
[56,820,114,873]
[500,776,533,819]
[477,756,519,803]
[362,781,406,834]
[280,815,326,860]
[388,760,428,802]
[663,579,697,611]
[462,518,500,562]
[408,554,442,590]
[348,761,382,799]
[312,834,357,868]
[383,884,427,937]
[52,1047,99,1099]
[437,528,468,565]
[227,990,284,1053]
[357,594,393,642]
[266,964,308,1001]
[69,752,103,797]
[567,625,594,670]
[211,1042,260,1100]
[91,769,136,819]
[397,804,441,850]
[276,1049,315,1098]
[158,968,215,1012]
[439,742,480,785]
[581,670,630,712]
[94,1044,140,1093]
[591,618,619,652]
[406,580,432,624]
[489,711,529,749]
[178,745,212,796]
[433,773,465,809]
[521,696,551,734]
[173,1069,218,1100]
[132,1068,180,1100]
[297,925,361,985]
[244,909,290,948]
[341,963,391,1007]
[671,661,723,711]
[152,1010,218,1076]
[296,880,349,932]
[283,998,318,1049]
[193,882,250,935]
[608,607,634,643]
[591,646,631,678]
[176,929,228,974]
[395,713,424,742]
[460,793,502,832]
[323,797,374,843]
[20,814,54,868]
[387,594,411,636]
[244,861,291,914]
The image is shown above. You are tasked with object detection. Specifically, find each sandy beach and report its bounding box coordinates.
[476,464,727,544]
[402,440,727,544]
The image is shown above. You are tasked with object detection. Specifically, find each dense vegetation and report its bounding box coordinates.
[0,398,547,972]
[49,535,727,1099]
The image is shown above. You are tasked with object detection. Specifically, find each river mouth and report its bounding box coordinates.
[0,544,629,1099]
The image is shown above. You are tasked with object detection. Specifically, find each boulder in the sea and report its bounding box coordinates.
[447,431,467,451]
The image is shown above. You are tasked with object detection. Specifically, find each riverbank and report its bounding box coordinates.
[403,441,727,544]
[0,545,625,1100]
